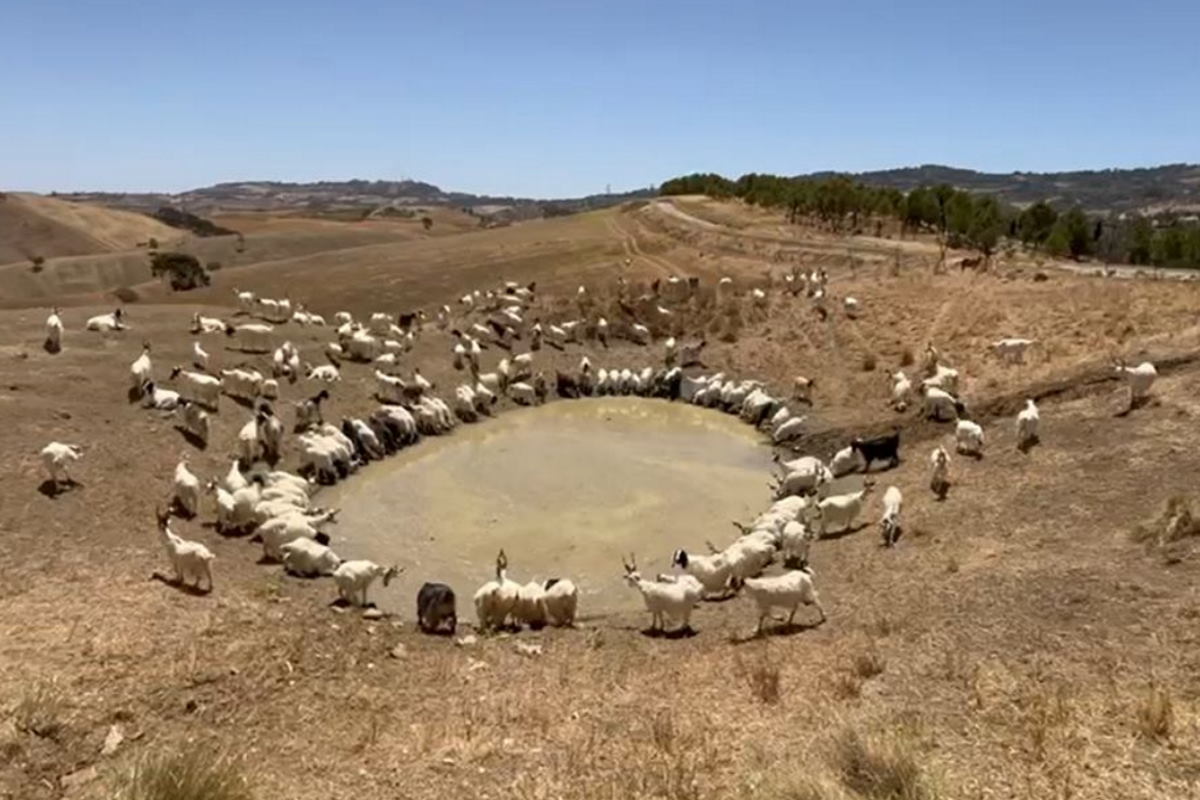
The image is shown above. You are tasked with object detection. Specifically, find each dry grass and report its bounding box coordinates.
[1136,682,1174,742]
[743,651,783,704]
[11,680,65,740]
[119,748,253,800]
[1131,494,1200,547]
[852,649,887,679]
[826,726,938,800]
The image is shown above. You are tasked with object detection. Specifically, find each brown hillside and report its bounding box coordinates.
[0,193,183,265]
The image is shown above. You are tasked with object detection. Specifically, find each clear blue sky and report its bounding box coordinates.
[2,0,1197,197]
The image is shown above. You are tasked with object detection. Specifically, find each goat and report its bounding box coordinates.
[333,560,400,607]
[740,567,825,634]
[86,308,125,332]
[816,481,875,536]
[279,538,342,577]
[40,442,82,486]
[955,419,985,457]
[1016,398,1040,449]
[930,445,951,499]
[173,458,202,517]
[923,386,965,421]
[473,550,520,631]
[879,485,903,547]
[130,343,152,396]
[622,554,703,633]
[169,366,221,409]
[993,337,1035,364]
[1113,358,1157,408]
[417,583,458,634]
[670,549,733,598]
[44,308,63,353]
[851,431,901,471]
[154,507,214,592]
[542,578,578,627]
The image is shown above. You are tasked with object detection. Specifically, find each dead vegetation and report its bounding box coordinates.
[118,748,253,800]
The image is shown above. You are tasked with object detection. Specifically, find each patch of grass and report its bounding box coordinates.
[852,649,887,679]
[830,673,863,701]
[120,748,253,800]
[1136,682,1174,742]
[13,681,65,740]
[828,727,937,800]
[743,653,783,705]
[1131,495,1200,548]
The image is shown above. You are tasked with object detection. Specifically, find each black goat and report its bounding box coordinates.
[851,431,901,472]
[417,583,457,635]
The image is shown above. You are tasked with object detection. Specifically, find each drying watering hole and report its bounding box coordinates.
[322,398,775,613]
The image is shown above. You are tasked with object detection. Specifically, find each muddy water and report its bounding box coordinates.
[321,398,774,615]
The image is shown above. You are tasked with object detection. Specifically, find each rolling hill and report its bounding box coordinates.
[0,192,183,265]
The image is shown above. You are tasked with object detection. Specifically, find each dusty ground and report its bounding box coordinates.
[2,199,1199,799]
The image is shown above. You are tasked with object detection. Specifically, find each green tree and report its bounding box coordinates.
[1045,208,1092,259]
[967,196,1006,259]
[1017,201,1057,246]
[150,251,210,291]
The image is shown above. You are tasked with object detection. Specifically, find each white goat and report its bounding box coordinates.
[891,371,913,411]
[170,367,221,409]
[741,567,825,634]
[473,550,521,630]
[332,560,399,607]
[40,442,82,486]
[816,481,875,536]
[993,337,1034,364]
[173,458,202,517]
[1113,358,1157,407]
[542,578,578,627]
[955,419,985,457]
[154,508,214,592]
[130,343,152,395]
[174,400,211,445]
[622,555,703,633]
[279,538,342,577]
[879,485,903,546]
[44,308,63,352]
[86,309,125,332]
[1016,398,1040,449]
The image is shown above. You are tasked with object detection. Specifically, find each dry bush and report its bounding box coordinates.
[113,286,140,303]
[1136,683,1174,742]
[830,673,863,701]
[852,649,887,679]
[743,654,782,705]
[120,748,253,800]
[1131,495,1200,548]
[1021,682,1076,762]
[12,681,65,740]
[828,726,937,800]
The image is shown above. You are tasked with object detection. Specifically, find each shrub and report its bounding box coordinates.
[1136,683,1174,742]
[119,748,253,800]
[113,286,141,303]
[852,649,887,679]
[746,660,782,705]
[828,727,935,800]
[862,353,878,372]
[13,681,65,740]
[150,252,210,292]
[30,255,45,273]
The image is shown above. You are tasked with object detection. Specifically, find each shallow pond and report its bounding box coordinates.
[321,397,775,615]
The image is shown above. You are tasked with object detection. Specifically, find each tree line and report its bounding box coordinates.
[659,173,1200,269]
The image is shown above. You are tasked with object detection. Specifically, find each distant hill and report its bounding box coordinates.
[0,192,183,265]
[801,163,1200,215]
[58,180,656,221]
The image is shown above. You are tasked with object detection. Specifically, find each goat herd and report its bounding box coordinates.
[35,270,1159,639]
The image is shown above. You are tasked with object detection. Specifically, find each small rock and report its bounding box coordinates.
[60,766,99,792]
[467,658,488,672]
[455,634,478,647]
[391,620,404,629]
[389,643,408,659]
[330,606,345,614]
[184,699,198,714]
[58,411,71,420]
[101,724,124,757]
[515,642,543,658]
[362,608,384,620]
